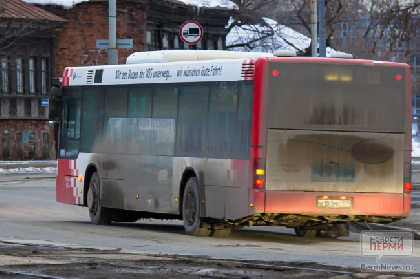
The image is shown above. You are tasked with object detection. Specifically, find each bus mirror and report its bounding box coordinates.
[49,87,62,121]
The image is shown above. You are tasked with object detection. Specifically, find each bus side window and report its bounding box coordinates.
[129,86,152,118]
[104,87,128,154]
[151,85,178,156]
[207,81,238,159]
[80,88,104,153]
[235,81,253,159]
[125,86,152,155]
[175,85,209,157]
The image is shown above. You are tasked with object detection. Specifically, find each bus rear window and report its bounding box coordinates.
[267,63,406,133]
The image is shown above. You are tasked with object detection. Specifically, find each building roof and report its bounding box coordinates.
[0,0,66,22]
[22,0,237,10]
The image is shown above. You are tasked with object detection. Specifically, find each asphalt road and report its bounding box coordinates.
[0,173,419,276]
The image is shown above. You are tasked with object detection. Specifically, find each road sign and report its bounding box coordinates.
[96,39,134,49]
[41,99,49,107]
[179,20,203,45]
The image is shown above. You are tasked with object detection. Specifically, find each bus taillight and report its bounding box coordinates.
[255,179,265,188]
[255,169,265,176]
[253,158,266,189]
[404,163,412,193]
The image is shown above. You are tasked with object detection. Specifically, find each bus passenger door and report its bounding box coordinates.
[57,97,82,205]
[60,98,81,159]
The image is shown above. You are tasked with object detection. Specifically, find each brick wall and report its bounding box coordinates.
[0,120,56,160]
[45,2,148,79]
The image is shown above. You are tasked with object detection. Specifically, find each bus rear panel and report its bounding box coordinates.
[249,59,411,226]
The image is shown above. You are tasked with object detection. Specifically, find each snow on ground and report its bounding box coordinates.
[0,167,56,174]
[0,161,56,174]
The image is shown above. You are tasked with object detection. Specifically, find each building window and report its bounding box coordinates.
[16,58,23,93]
[146,31,152,44]
[174,35,179,49]
[213,37,219,50]
[1,57,8,93]
[29,57,36,94]
[29,132,35,157]
[31,99,38,118]
[2,131,10,159]
[146,30,156,51]
[162,33,169,49]
[0,98,9,117]
[41,58,48,95]
[16,99,25,117]
[217,37,223,50]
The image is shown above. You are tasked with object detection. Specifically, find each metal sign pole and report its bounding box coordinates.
[108,0,118,65]
[318,0,326,57]
[310,0,317,57]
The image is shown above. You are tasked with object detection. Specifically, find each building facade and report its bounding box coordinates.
[40,0,234,79]
[0,0,65,160]
[0,0,235,160]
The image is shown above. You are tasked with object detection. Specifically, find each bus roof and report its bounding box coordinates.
[126,50,273,64]
[62,50,409,87]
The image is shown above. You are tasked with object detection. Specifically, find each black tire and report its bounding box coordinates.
[87,172,111,225]
[182,177,211,236]
[294,227,318,238]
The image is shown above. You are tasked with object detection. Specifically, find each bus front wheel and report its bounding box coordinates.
[182,177,211,236]
[87,172,111,225]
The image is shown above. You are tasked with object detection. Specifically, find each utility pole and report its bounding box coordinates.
[108,0,118,65]
[310,0,317,57]
[318,0,326,57]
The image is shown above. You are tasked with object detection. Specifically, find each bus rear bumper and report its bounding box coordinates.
[264,191,411,218]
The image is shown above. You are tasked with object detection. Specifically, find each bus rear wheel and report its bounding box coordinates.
[182,177,211,236]
[294,227,318,238]
[87,172,111,225]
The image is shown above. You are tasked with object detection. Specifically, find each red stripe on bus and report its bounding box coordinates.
[250,58,268,147]
[265,192,408,216]
[56,159,77,205]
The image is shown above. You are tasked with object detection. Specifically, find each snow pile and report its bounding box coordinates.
[0,167,56,174]
[0,161,57,174]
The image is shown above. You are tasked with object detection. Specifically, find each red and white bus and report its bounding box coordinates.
[55,50,412,237]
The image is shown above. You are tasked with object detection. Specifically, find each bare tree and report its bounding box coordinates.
[228,0,419,60]
[226,0,312,53]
